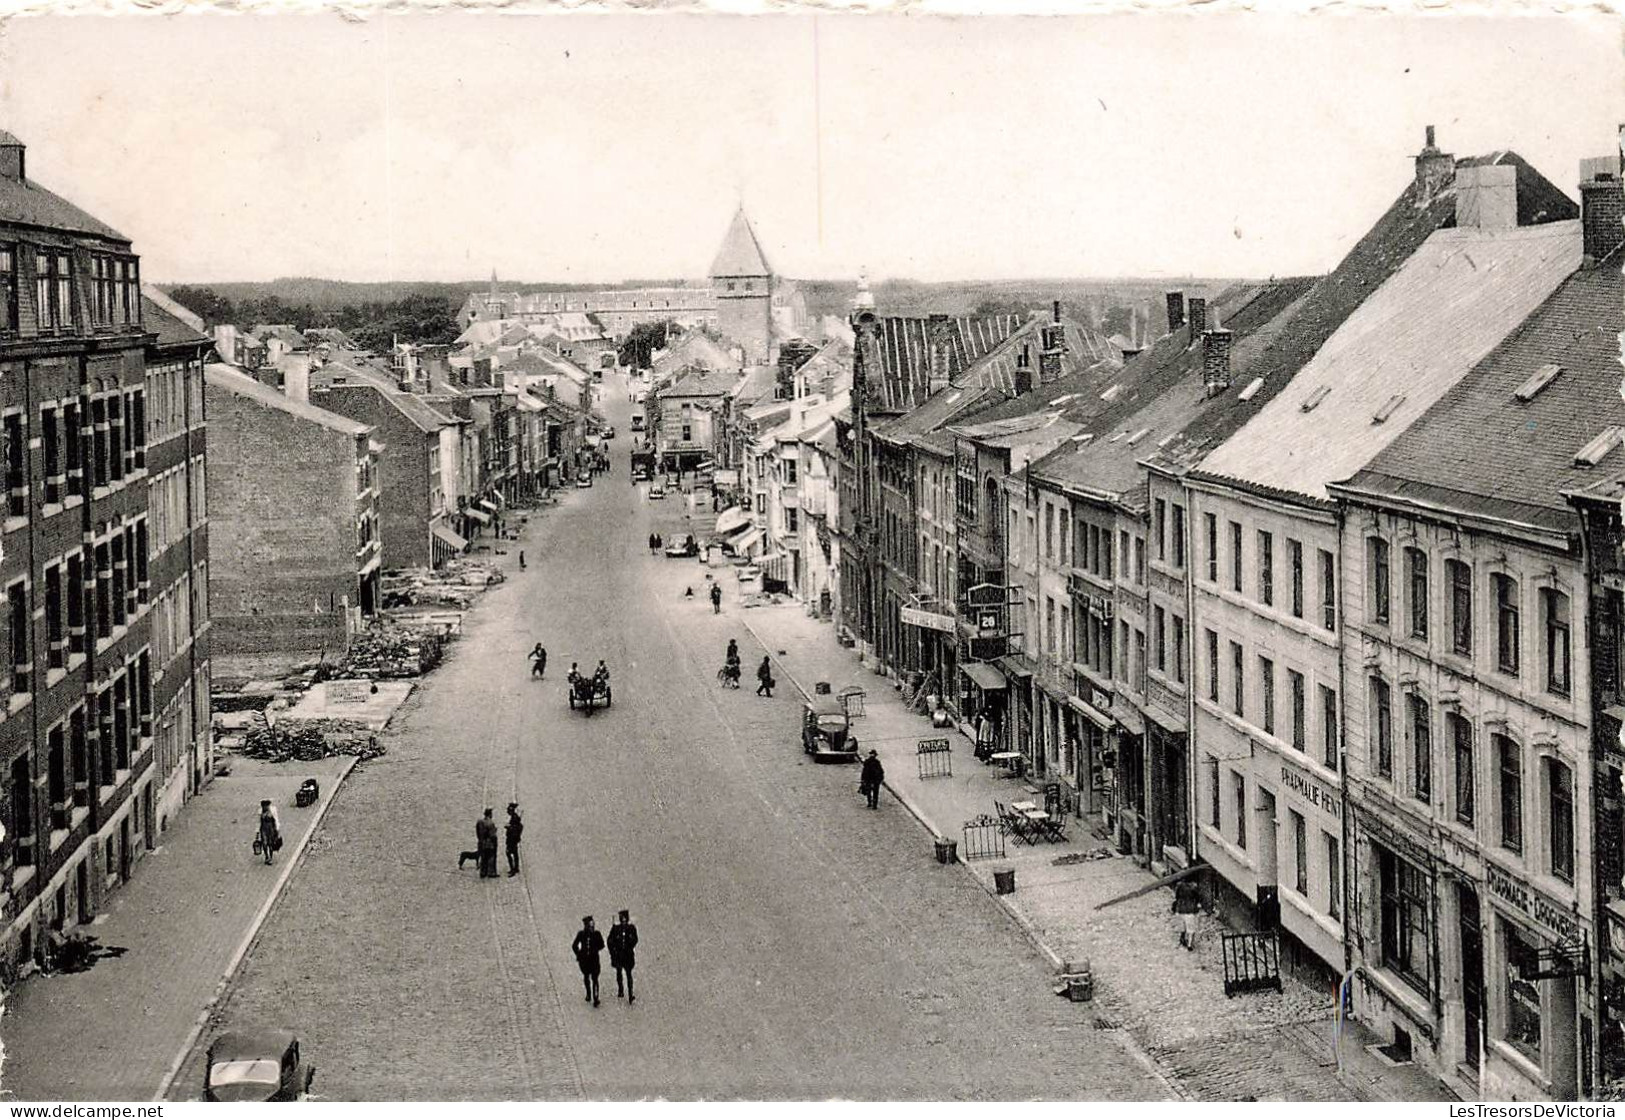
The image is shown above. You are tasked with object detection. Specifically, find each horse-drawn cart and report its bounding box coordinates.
[568,675,612,713]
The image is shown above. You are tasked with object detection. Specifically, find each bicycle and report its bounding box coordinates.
[717,664,741,688]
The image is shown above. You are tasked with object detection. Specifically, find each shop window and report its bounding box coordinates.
[1503,919,1543,1061]
[1378,845,1430,994]
[1497,734,1522,853]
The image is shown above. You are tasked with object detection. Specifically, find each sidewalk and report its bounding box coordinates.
[740,600,1456,1104]
[0,754,355,1101]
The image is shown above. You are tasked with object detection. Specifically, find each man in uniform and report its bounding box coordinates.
[608,909,639,1003]
[504,803,524,876]
[572,916,605,1006]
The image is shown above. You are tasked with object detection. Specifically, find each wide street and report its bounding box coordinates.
[175,372,1160,1100]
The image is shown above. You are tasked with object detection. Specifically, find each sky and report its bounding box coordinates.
[0,11,1618,285]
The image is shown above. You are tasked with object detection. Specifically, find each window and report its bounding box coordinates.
[1289,538,1304,618]
[1205,513,1218,582]
[63,402,81,500]
[1325,833,1341,920]
[1153,606,1166,672]
[94,541,110,640]
[1379,846,1430,994]
[1259,656,1275,735]
[1058,509,1069,566]
[1118,620,1128,679]
[1503,920,1542,1060]
[1549,758,1574,883]
[10,753,32,866]
[1133,627,1146,683]
[34,251,63,331]
[1406,547,1429,639]
[1134,537,1145,585]
[1291,810,1308,895]
[1542,588,1571,696]
[66,552,83,655]
[41,406,58,505]
[43,563,62,671]
[4,411,24,518]
[7,579,28,696]
[1447,559,1472,656]
[1206,629,1220,702]
[0,244,15,332]
[1409,695,1431,803]
[1154,499,1166,561]
[1289,669,1305,750]
[1495,574,1521,675]
[1171,615,1185,685]
[1373,678,1393,778]
[1044,503,1055,561]
[1231,641,1245,717]
[1497,734,1522,853]
[1230,521,1243,592]
[1450,713,1473,825]
[1206,756,1220,827]
[1234,771,1247,849]
[787,507,797,534]
[1320,685,1338,770]
[1258,530,1274,605]
[1120,530,1130,578]
[1045,597,1056,657]
[1370,538,1391,625]
[1171,505,1185,569]
[1320,549,1337,631]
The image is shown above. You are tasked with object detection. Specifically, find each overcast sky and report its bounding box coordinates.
[0,12,1617,285]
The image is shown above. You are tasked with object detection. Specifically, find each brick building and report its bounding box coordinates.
[205,365,380,657]
[0,132,200,967]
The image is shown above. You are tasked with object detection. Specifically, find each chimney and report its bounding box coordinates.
[1187,297,1207,341]
[1165,291,1185,333]
[1414,124,1456,204]
[1038,301,1066,384]
[1202,328,1233,395]
[213,324,238,364]
[0,133,24,183]
[1455,164,1517,231]
[1580,149,1625,266]
[1013,344,1034,397]
[283,356,311,405]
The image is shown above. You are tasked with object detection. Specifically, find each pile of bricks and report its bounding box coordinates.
[328,625,446,679]
[238,715,385,763]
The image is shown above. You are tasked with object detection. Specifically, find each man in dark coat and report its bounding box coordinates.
[710,582,722,614]
[608,909,639,1003]
[859,750,885,809]
[476,808,499,878]
[504,803,524,876]
[572,916,605,1006]
[1172,875,1207,950]
[756,656,775,697]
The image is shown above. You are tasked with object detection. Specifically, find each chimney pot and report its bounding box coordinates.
[1187,297,1207,341]
[1164,291,1185,333]
[1052,300,1061,324]
[1581,161,1625,266]
[1425,124,1436,149]
[1202,328,1233,394]
[0,136,24,183]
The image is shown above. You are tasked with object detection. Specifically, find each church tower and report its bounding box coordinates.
[709,208,774,365]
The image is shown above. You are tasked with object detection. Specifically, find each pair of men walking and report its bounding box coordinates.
[572,911,638,1006]
[459,804,523,878]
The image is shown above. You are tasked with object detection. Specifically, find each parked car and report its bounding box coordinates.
[575,475,593,489]
[602,425,615,440]
[801,696,859,762]
[204,1029,314,1102]
[648,483,666,499]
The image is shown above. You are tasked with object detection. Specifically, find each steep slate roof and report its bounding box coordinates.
[651,331,737,383]
[877,382,1002,448]
[205,363,371,437]
[959,316,1122,397]
[140,295,211,349]
[1195,220,1582,502]
[709,208,772,278]
[663,366,738,398]
[1149,148,1579,481]
[0,168,127,241]
[863,313,1026,414]
[1029,278,1317,508]
[1335,252,1624,538]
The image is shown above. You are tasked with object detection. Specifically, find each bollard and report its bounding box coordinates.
[993,866,1016,895]
[814,681,832,695]
[934,838,958,864]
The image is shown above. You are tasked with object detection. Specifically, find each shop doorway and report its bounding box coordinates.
[1459,884,1485,1074]
[1255,789,1280,929]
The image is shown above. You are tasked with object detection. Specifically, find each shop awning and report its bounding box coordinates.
[478,499,499,513]
[715,507,752,535]
[433,524,469,552]
[733,528,765,555]
[963,662,1007,691]
[997,655,1034,681]
[465,507,491,525]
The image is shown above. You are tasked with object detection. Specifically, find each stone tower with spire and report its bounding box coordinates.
[709,208,774,365]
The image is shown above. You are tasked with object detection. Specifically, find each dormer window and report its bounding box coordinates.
[0,245,15,333]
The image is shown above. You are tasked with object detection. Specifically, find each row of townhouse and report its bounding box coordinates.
[835,126,1625,1102]
[0,132,213,971]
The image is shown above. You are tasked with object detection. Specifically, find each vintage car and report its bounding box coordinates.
[647,483,666,499]
[664,535,700,558]
[204,1029,314,1102]
[602,425,615,440]
[801,696,858,762]
[575,474,593,489]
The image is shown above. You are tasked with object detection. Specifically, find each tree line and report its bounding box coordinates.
[166,286,463,352]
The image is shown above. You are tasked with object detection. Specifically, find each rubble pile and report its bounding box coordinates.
[324,624,447,680]
[381,560,505,609]
[235,713,387,763]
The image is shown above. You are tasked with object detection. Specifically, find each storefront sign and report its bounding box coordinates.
[901,607,956,633]
[1279,761,1341,822]
[1485,861,1583,943]
[976,607,1003,638]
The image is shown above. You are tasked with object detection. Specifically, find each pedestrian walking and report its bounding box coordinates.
[256,799,282,864]
[1172,875,1207,950]
[518,550,526,569]
[529,643,547,680]
[504,803,524,876]
[572,916,605,1006]
[859,750,885,809]
[710,582,722,614]
[608,909,639,1003]
[755,655,775,697]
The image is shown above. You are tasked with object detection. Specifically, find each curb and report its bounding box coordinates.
[152,754,361,1102]
[738,616,1184,1099]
